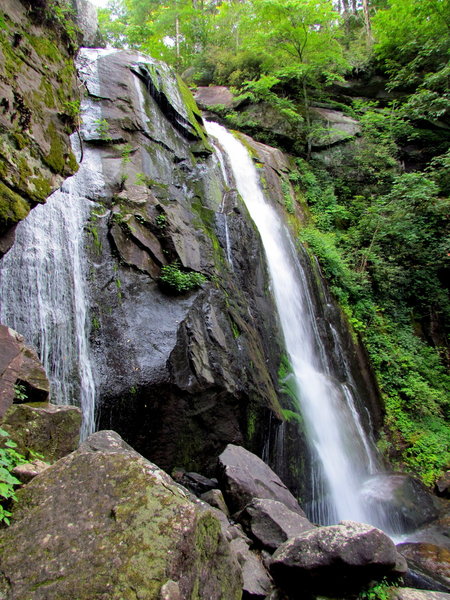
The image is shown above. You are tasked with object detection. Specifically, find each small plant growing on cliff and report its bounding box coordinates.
[94,118,112,142]
[13,383,27,402]
[159,262,207,294]
[359,578,393,600]
[0,428,26,525]
[155,214,167,229]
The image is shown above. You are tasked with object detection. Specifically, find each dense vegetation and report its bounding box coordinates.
[98,0,450,486]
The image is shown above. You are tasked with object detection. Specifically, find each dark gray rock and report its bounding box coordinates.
[269,520,404,594]
[360,474,440,532]
[201,489,230,516]
[238,498,315,552]
[230,537,273,599]
[172,469,218,496]
[0,430,242,600]
[217,444,305,515]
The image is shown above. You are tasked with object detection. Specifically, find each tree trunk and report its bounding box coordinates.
[362,0,373,43]
[175,15,180,69]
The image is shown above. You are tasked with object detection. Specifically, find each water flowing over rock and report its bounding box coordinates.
[0,430,243,600]
[205,121,387,529]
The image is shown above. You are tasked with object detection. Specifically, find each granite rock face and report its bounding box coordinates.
[0,0,79,254]
[0,430,243,600]
[77,49,286,475]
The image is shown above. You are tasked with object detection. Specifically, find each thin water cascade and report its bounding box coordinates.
[205,120,385,527]
[0,49,108,439]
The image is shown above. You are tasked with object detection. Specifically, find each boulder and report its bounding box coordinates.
[217,444,305,515]
[201,489,230,516]
[194,86,235,109]
[435,472,450,499]
[172,469,219,496]
[0,430,242,600]
[238,498,315,552]
[360,474,440,532]
[0,325,49,417]
[12,459,49,484]
[230,537,273,599]
[310,107,361,147]
[397,543,450,591]
[269,520,405,595]
[1,403,81,462]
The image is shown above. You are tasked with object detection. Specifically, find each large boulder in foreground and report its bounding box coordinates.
[217,444,305,515]
[0,325,49,417]
[269,520,406,595]
[238,498,315,552]
[0,431,242,600]
[1,402,81,462]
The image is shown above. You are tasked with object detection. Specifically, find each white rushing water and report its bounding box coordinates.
[206,121,380,525]
[0,49,107,439]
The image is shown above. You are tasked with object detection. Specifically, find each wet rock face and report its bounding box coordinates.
[398,543,450,592]
[0,0,79,254]
[79,49,285,474]
[360,474,440,532]
[0,430,243,600]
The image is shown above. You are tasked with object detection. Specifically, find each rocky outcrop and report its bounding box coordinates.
[194,86,235,109]
[398,543,450,591]
[217,444,305,515]
[360,474,441,531]
[0,0,80,254]
[0,325,49,417]
[0,430,242,600]
[392,589,450,600]
[238,498,315,552]
[1,402,81,462]
[75,49,285,474]
[269,520,407,595]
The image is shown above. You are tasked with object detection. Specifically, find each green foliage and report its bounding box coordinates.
[94,118,112,142]
[0,428,26,525]
[359,578,393,600]
[155,214,167,229]
[13,383,27,402]
[159,262,207,294]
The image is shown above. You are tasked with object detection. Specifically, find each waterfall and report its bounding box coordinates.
[0,49,108,439]
[205,121,384,527]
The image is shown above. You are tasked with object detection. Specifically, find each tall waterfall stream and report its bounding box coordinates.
[205,121,394,530]
[0,49,111,439]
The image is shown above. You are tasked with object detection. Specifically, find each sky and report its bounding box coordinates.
[89,0,109,7]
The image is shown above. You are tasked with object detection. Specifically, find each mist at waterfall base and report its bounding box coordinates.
[205,120,405,535]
